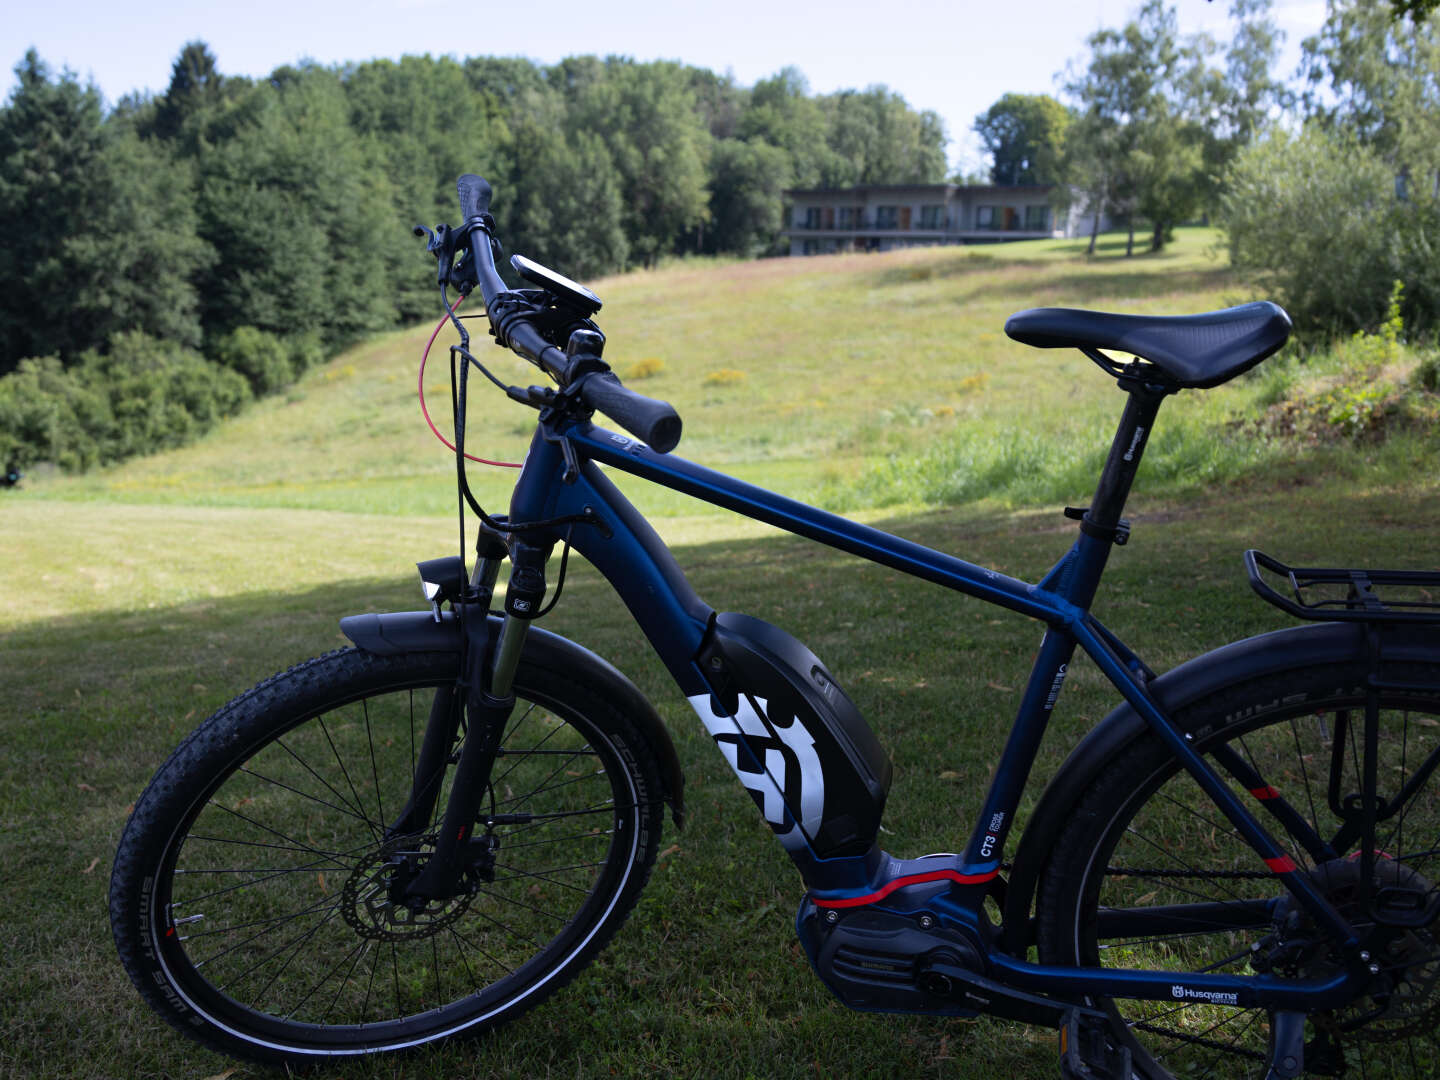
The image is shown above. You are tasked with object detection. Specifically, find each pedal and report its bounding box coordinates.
[1059,1008,1133,1080]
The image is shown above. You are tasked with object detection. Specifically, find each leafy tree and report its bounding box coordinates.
[739,68,838,189]
[705,138,789,256]
[1303,0,1440,195]
[0,50,209,371]
[1065,0,1220,253]
[505,121,628,280]
[973,93,1071,186]
[345,55,510,319]
[819,87,947,186]
[563,59,711,267]
[192,67,398,341]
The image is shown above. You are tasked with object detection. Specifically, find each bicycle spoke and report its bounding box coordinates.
[204,895,345,981]
[362,698,387,838]
[285,936,370,1021]
[236,766,374,825]
[274,732,378,842]
[316,715,381,844]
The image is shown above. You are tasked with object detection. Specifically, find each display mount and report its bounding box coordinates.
[511,253,602,316]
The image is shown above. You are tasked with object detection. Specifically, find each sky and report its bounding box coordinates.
[7,0,1328,173]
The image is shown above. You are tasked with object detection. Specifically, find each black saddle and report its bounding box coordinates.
[1004,302,1291,389]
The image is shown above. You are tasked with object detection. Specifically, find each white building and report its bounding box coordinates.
[783,183,1089,256]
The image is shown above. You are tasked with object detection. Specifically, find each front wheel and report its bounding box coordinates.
[1037,656,1440,1078]
[110,647,664,1065]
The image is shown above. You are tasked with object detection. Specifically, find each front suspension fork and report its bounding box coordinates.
[402,535,550,902]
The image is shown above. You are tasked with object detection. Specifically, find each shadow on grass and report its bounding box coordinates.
[4,483,1439,1079]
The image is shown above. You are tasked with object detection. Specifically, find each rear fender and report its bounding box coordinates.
[340,610,685,828]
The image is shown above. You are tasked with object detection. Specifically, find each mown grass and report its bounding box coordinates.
[4,229,1440,1079]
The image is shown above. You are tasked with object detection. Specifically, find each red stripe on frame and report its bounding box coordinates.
[812,868,998,909]
[1265,855,1297,873]
[1250,785,1281,800]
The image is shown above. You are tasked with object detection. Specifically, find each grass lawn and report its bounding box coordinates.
[3,230,1438,1078]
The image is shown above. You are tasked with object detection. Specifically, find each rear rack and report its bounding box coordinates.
[1245,550,1440,624]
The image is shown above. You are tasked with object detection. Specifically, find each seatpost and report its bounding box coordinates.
[1065,377,1172,612]
[1089,378,1169,530]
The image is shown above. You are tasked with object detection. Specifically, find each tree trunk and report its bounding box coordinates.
[1125,218,1135,257]
[1151,220,1165,252]
[1087,206,1100,255]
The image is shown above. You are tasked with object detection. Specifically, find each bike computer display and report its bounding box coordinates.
[510,253,602,315]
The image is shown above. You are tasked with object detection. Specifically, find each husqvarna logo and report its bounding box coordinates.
[688,693,824,848]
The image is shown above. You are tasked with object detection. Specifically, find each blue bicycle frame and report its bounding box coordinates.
[493,381,1368,1016]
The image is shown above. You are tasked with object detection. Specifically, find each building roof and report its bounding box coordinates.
[783,183,1056,198]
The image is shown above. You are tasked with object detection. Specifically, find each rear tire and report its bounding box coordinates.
[1036,656,1440,1078]
[110,647,663,1065]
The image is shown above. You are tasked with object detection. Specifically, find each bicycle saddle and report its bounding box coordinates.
[1004,301,1291,389]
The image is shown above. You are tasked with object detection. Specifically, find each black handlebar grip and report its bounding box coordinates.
[578,372,683,453]
[457,174,493,222]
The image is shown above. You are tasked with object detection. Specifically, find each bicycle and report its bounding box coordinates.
[110,174,1440,1078]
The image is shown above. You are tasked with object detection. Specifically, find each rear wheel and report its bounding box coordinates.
[110,647,663,1065]
[1037,658,1440,1078]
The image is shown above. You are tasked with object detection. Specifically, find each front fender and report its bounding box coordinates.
[340,610,685,828]
[1001,620,1440,953]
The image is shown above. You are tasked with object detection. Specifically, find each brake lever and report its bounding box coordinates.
[415,222,494,296]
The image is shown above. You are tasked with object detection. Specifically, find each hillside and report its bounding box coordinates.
[18,228,1243,518]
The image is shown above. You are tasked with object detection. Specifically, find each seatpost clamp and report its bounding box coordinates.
[1064,506,1131,546]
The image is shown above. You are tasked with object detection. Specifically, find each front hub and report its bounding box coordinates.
[341,840,473,942]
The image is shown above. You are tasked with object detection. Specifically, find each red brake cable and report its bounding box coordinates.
[418,294,522,469]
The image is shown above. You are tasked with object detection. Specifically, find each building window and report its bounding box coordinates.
[875,205,899,229]
[802,239,820,255]
[976,205,996,230]
[1024,205,1050,231]
[803,207,822,230]
[837,206,856,228]
[918,204,946,229]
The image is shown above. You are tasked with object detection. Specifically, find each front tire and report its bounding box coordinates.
[1036,656,1440,1078]
[110,647,663,1065]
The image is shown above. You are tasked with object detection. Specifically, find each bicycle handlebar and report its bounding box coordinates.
[454,174,682,453]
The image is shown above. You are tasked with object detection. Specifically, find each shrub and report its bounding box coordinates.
[0,355,108,471]
[623,357,666,380]
[703,368,747,386]
[289,331,327,375]
[213,326,295,394]
[1220,130,1439,339]
[0,333,250,472]
[1414,351,1440,392]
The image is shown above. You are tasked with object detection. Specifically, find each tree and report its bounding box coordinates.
[738,68,838,189]
[149,41,227,141]
[705,138,790,256]
[192,67,398,342]
[973,93,1071,186]
[1303,0,1440,196]
[505,120,628,280]
[819,87,947,186]
[1064,0,1214,253]
[344,55,510,319]
[0,51,209,370]
[562,59,711,267]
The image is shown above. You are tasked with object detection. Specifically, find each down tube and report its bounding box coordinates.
[519,445,897,892]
